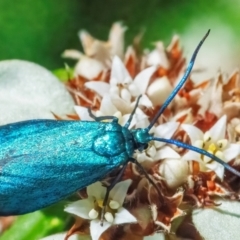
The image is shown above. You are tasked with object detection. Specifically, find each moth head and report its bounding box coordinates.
[131,128,151,151]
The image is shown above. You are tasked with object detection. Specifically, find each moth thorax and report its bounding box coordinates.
[93,132,126,157]
[131,128,151,145]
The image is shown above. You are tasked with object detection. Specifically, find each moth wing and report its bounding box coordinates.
[0,120,117,215]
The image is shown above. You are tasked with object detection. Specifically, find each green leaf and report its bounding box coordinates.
[0,211,65,240]
[53,68,74,82]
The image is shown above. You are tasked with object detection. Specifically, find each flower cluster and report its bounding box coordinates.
[48,23,240,240]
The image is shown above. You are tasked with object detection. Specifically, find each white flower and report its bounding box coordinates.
[146,41,169,69]
[136,121,181,166]
[63,22,127,76]
[108,22,127,59]
[147,76,173,106]
[62,51,106,79]
[74,95,148,128]
[65,180,137,240]
[144,233,165,240]
[158,158,189,189]
[39,232,87,240]
[85,56,157,108]
[79,22,127,62]
[182,115,240,179]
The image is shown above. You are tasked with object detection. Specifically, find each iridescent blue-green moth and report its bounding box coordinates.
[0,30,239,216]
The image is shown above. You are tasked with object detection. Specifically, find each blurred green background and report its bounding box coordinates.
[0,0,240,70]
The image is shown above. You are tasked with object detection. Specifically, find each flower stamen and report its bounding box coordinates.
[104,212,114,223]
[109,200,120,209]
[89,209,99,219]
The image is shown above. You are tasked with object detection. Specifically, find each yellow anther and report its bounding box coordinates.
[203,131,211,142]
[217,139,228,149]
[208,143,217,153]
[96,199,104,208]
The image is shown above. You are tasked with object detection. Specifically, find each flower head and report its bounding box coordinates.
[182,115,240,179]
[135,121,181,169]
[65,180,137,240]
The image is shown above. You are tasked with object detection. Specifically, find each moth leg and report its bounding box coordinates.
[100,162,128,225]
[129,158,165,202]
[88,108,118,123]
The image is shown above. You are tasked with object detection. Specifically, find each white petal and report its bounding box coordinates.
[75,57,105,79]
[135,107,148,118]
[120,113,136,128]
[110,56,132,85]
[147,42,169,68]
[120,88,131,102]
[139,94,153,108]
[85,81,110,97]
[155,122,180,139]
[114,207,137,225]
[181,124,204,143]
[87,182,106,199]
[223,144,240,162]
[136,151,153,163]
[133,66,157,94]
[135,118,150,129]
[109,22,127,58]
[110,179,132,206]
[90,219,111,240]
[99,95,118,115]
[74,106,93,121]
[64,199,93,219]
[144,233,165,240]
[111,96,132,114]
[181,150,202,162]
[147,77,173,106]
[209,115,227,142]
[154,146,180,160]
[78,30,95,55]
[128,83,139,96]
[62,50,83,60]
[109,85,119,96]
[159,158,189,189]
[89,41,111,64]
[206,162,224,180]
[39,232,85,240]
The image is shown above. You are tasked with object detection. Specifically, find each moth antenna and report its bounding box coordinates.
[147,29,210,131]
[124,95,142,128]
[151,137,240,177]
